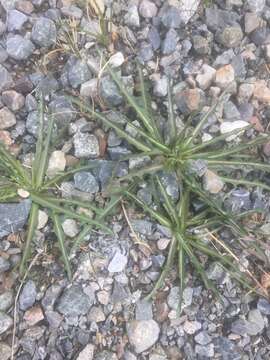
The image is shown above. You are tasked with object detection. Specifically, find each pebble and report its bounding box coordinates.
[0,107,16,129]
[62,219,80,238]
[108,250,128,273]
[217,25,243,48]
[0,257,10,273]
[61,5,83,19]
[214,64,235,89]
[100,76,123,106]
[0,342,11,360]
[253,80,270,104]
[0,199,31,238]
[183,320,202,335]
[195,344,214,357]
[153,76,168,97]
[80,79,98,98]
[0,290,13,311]
[6,35,35,60]
[196,64,216,90]
[7,9,28,31]
[0,20,6,35]
[136,299,153,320]
[247,309,264,334]
[88,306,105,322]
[68,60,91,88]
[178,0,200,24]
[0,64,13,92]
[0,312,12,335]
[31,17,56,47]
[148,26,161,50]
[161,6,182,28]
[193,35,210,55]
[2,90,25,111]
[76,344,94,360]
[127,320,160,354]
[257,298,270,315]
[175,88,202,114]
[125,5,140,28]
[245,12,261,33]
[246,0,265,12]
[108,52,125,68]
[74,171,99,193]
[220,120,249,141]
[37,210,48,230]
[19,280,37,311]
[139,0,157,18]
[195,331,212,345]
[47,150,66,178]
[57,285,92,317]
[203,169,224,194]
[16,0,34,14]
[24,305,44,326]
[162,28,178,55]
[73,132,100,158]
[250,27,270,45]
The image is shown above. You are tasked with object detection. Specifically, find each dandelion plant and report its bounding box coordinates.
[0,97,113,279]
[70,64,270,302]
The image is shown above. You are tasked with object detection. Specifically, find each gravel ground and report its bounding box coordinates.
[1,0,270,359]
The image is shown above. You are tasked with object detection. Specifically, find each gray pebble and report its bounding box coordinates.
[19,280,36,310]
[57,285,92,317]
[31,17,57,47]
[6,35,35,60]
[7,9,28,31]
[74,171,99,193]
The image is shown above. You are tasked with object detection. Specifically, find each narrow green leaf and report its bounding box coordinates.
[32,95,44,186]
[51,212,72,280]
[19,203,39,276]
[220,176,270,192]
[167,78,177,145]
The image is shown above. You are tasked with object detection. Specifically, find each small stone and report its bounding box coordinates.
[138,43,154,63]
[127,320,160,354]
[257,298,270,315]
[153,76,168,97]
[0,312,12,335]
[49,96,75,124]
[246,0,265,12]
[195,344,214,358]
[24,305,44,326]
[108,52,125,68]
[0,107,16,130]
[131,220,152,236]
[161,5,182,28]
[162,28,178,55]
[238,83,254,103]
[245,12,261,33]
[7,9,28,31]
[47,151,66,178]
[0,342,11,360]
[62,219,79,238]
[108,250,127,273]
[148,27,161,50]
[0,20,5,35]
[61,5,83,19]
[37,210,48,230]
[68,60,91,88]
[0,65,13,92]
[57,285,92,317]
[203,169,224,194]
[74,171,99,193]
[100,76,123,106]
[6,35,35,60]
[217,25,243,48]
[247,309,264,335]
[250,27,270,45]
[80,79,98,98]
[2,90,25,111]
[183,320,202,335]
[31,17,56,47]
[19,280,36,311]
[88,306,105,322]
[195,331,212,345]
[253,80,270,104]
[175,88,202,114]
[76,344,94,360]
[0,200,31,238]
[215,64,235,90]
[0,291,13,311]
[97,290,109,305]
[177,0,200,24]
[220,120,249,141]
[125,5,140,28]
[136,300,153,320]
[73,132,100,158]
[0,258,10,273]
[16,0,34,14]
[139,0,157,18]
[193,35,210,55]
[196,64,216,90]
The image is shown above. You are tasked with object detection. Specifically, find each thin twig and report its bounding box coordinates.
[11,251,42,360]
[121,201,152,251]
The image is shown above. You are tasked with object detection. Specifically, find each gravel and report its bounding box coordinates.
[0,200,31,238]
[6,35,35,60]
[56,285,92,317]
[19,280,37,311]
[126,320,160,353]
[31,17,56,47]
